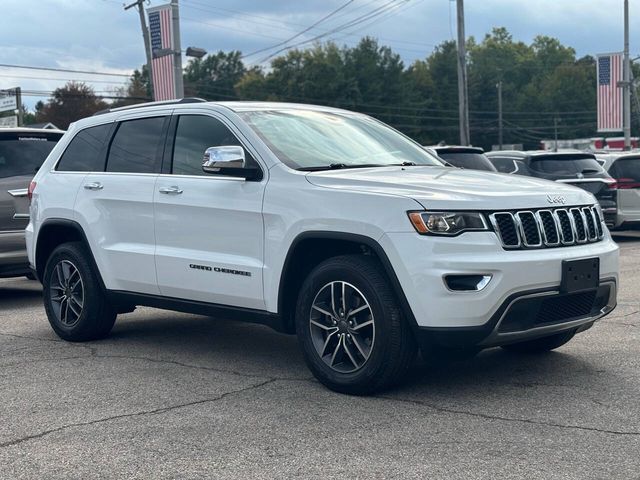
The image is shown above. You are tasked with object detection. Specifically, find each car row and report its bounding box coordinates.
[26,99,618,394]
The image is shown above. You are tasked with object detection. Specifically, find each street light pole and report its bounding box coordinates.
[456,0,470,146]
[623,0,631,150]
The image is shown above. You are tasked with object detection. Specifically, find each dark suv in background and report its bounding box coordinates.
[486,150,617,227]
[425,145,497,172]
[0,127,63,278]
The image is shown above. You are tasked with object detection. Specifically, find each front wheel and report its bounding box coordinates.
[43,242,116,342]
[295,255,416,395]
[500,329,577,354]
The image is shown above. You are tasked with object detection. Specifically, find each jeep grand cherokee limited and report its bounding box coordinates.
[26,100,618,394]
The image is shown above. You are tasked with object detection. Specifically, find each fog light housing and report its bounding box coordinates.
[444,274,492,292]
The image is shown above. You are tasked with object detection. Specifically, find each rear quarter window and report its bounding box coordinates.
[56,123,112,172]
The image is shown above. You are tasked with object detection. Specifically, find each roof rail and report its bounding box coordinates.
[94,97,207,116]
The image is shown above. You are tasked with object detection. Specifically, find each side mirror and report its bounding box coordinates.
[202,146,259,180]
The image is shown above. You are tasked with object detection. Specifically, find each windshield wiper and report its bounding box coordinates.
[298,161,435,171]
[580,168,600,175]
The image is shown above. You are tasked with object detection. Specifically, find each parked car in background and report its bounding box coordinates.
[0,127,64,278]
[596,153,640,229]
[486,150,617,228]
[425,145,497,172]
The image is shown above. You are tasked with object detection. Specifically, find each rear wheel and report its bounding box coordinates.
[43,242,116,341]
[501,329,577,354]
[295,255,416,395]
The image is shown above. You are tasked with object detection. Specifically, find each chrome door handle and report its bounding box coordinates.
[84,182,103,191]
[159,186,183,195]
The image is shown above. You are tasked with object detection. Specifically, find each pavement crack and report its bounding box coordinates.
[377,396,640,436]
[0,378,277,449]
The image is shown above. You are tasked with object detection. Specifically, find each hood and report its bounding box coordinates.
[305,166,595,210]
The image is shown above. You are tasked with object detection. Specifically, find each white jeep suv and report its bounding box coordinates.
[27,100,619,394]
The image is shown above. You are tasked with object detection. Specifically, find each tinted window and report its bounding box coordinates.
[437,151,497,171]
[57,124,111,172]
[172,115,257,175]
[530,157,603,175]
[0,133,61,178]
[611,158,640,181]
[106,117,165,173]
[488,157,517,173]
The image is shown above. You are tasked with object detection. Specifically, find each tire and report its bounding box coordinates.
[500,329,577,354]
[295,254,417,395]
[43,242,116,342]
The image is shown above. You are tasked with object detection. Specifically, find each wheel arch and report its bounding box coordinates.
[35,218,104,288]
[277,231,418,334]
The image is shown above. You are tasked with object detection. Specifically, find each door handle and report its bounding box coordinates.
[159,186,183,195]
[8,188,28,198]
[84,182,103,191]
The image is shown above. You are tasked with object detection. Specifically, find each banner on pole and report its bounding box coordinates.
[597,52,623,132]
[148,3,177,101]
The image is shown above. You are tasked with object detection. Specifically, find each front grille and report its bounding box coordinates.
[490,205,604,250]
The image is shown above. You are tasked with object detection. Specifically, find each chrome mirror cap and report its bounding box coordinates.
[202,146,246,174]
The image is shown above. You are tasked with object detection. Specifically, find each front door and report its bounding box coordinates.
[154,113,266,310]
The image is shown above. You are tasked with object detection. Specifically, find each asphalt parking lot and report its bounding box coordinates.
[1,233,639,479]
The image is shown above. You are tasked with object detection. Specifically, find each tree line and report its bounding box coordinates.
[31,28,631,149]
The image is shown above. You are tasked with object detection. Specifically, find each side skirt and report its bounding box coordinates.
[106,290,288,333]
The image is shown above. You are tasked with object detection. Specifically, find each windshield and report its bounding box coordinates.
[0,133,61,179]
[238,109,443,170]
[437,151,497,171]
[530,157,604,176]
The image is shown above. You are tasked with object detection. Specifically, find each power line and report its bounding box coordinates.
[0,63,132,78]
[236,1,356,59]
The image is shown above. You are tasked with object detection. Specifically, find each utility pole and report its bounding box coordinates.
[125,0,153,98]
[554,116,559,152]
[15,87,22,127]
[497,81,503,150]
[456,0,470,146]
[623,0,631,150]
[171,0,184,99]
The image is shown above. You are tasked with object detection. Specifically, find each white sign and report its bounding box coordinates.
[0,90,18,113]
[0,116,18,128]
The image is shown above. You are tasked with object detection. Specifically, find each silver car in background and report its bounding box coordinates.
[596,153,640,229]
[0,127,63,278]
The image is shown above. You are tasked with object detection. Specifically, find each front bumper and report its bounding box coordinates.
[416,279,616,348]
[379,230,619,335]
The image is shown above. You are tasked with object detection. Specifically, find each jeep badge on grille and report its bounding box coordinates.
[546,195,566,205]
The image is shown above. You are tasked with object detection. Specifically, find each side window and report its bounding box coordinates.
[171,115,258,176]
[490,157,517,173]
[106,117,166,173]
[56,124,111,172]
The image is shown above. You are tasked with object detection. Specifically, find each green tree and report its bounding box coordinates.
[35,82,107,130]
[184,50,254,100]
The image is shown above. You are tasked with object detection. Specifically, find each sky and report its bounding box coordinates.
[0,0,636,110]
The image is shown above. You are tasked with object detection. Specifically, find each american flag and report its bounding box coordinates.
[149,5,176,101]
[597,53,623,132]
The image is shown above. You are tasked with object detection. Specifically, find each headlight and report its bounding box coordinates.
[408,211,488,236]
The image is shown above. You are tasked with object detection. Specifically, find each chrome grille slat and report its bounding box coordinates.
[491,206,604,250]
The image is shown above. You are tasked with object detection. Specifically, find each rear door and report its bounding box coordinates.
[0,131,61,263]
[74,112,170,294]
[610,157,640,221]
